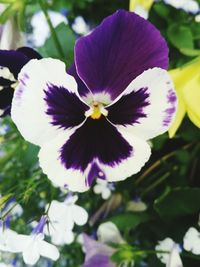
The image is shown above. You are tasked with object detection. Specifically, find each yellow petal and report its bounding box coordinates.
[183,76,200,128]
[187,108,200,128]
[169,58,200,136]
[168,91,186,138]
[169,60,200,93]
[129,0,154,11]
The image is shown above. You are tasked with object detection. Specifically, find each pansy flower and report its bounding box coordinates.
[11,10,177,192]
[0,47,41,117]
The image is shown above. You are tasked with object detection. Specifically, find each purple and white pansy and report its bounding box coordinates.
[0,47,41,117]
[11,10,177,192]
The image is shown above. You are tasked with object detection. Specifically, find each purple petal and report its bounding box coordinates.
[87,162,106,187]
[107,87,150,125]
[32,216,47,235]
[82,234,115,267]
[0,87,13,117]
[68,63,90,98]
[44,84,88,129]
[0,47,41,116]
[0,47,41,78]
[60,117,132,172]
[16,47,41,61]
[75,10,168,100]
[82,254,115,267]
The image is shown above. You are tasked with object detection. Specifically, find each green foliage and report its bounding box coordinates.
[38,22,75,65]
[154,187,200,218]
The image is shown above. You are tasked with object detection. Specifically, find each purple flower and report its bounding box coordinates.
[0,47,41,117]
[11,10,177,192]
[81,234,116,267]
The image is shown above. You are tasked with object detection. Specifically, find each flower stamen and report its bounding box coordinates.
[85,101,108,119]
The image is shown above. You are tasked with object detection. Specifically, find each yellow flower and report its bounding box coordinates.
[129,0,154,12]
[169,58,200,138]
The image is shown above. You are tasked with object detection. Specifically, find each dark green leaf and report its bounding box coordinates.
[154,187,200,218]
[38,22,75,65]
[167,24,194,49]
[109,212,150,231]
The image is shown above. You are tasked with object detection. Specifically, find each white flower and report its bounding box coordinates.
[183,227,200,255]
[46,195,88,245]
[13,217,60,265]
[167,246,183,267]
[97,221,124,245]
[2,198,23,218]
[30,10,68,47]
[17,233,59,265]
[164,0,199,13]
[156,238,182,266]
[48,195,88,229]
[0,224,20,253]
[0,263,13,267]
[93,179,114,199]
[0,217,59,265]
[44,221,74,245]
[72,16,90,35]
[195,14,200,22]
[0,4,24,50]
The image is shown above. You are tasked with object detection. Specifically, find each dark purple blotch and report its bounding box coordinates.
[60,117,132,173]
[86,162,106,186]
[44,84,88,129]
[107,87,149,125]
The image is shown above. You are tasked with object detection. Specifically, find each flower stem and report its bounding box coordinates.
[38,0,66,61]
[140,172,170,197]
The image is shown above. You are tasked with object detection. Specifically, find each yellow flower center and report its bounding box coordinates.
[85,101,108,119]
[90,102,102,119]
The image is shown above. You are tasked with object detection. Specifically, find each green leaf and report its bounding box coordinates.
[154,187,200,218]
[0,193,13,208]
[179,48,200,57]
[111,248,134,264]
[38,22,75,65]
[17,1,26,31]
[0,3,15,24]
[109,212,150,231]
[153,3,170,19]
[167,24,194,49]
[0,0,15,3]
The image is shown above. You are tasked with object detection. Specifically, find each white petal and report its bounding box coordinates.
[93,184,104,194]
[107,68,177,140]
[0,229,28,253]
[72,205,88,226]
[72,16,90,35]
[11,58,80,146]
[102,188,111,200]
[97,222,124,245]
[167,247,183,267]
[97,129,151,182]
[44,221,73,245]
[183,227,200,255]
[38,240,60,261]
[156,238,175,264]
[22,236,41,265]
[39,132,89,192]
